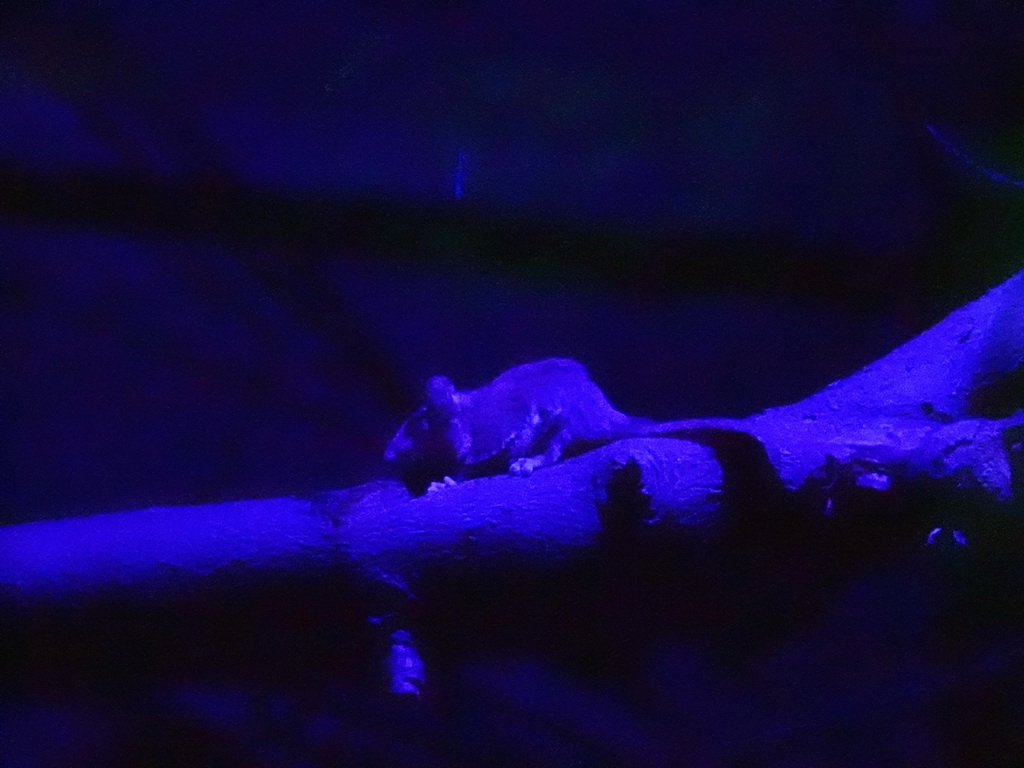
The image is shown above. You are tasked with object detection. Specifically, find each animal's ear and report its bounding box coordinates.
[425,375,457,409]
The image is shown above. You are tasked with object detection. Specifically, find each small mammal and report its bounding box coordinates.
[385,358,648,493]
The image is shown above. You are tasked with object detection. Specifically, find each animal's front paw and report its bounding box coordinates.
[426,476,458,493]
[509,457,545,476]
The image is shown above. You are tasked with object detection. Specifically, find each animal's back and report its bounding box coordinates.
[458,358,633,466]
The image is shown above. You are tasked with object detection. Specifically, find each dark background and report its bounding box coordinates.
[4,1,1024,765]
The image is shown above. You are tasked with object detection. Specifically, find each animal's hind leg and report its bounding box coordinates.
[509,426,571,476]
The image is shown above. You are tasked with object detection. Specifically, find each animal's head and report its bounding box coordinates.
[384,375,470,468]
